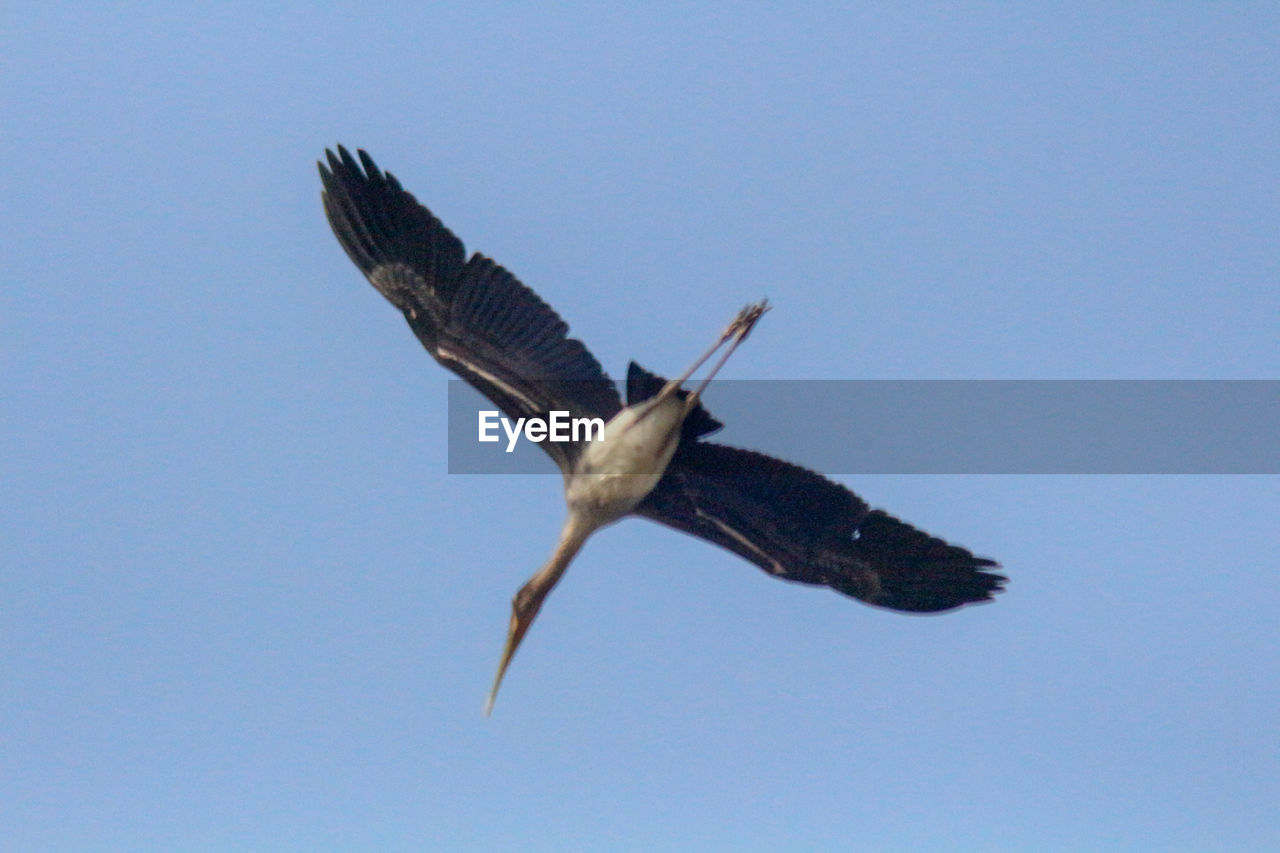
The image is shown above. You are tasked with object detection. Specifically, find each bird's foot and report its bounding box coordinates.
[725,299,770,344]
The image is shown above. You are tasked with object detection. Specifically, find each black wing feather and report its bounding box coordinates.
[638,441,1005,614]
[321,147,466,305]
[319,146,622,469]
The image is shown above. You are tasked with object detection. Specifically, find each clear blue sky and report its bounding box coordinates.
[3,4,1277,851]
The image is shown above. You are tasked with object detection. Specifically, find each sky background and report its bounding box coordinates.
[3,3,1278,851]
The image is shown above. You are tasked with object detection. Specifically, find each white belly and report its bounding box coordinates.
[565,395,686,524]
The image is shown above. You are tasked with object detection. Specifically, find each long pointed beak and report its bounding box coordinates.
[485,515,592,716]
[485,590,544,716]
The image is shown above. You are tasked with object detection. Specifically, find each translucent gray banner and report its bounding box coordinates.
[446,380,1278,474]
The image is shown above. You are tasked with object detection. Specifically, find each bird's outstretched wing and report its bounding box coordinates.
[628,366,1005,613]
[319,146,622,469]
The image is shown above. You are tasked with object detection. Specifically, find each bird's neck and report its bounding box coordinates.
[529,512,595,598]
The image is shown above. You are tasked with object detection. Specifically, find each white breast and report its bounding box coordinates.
[566,395,687,524]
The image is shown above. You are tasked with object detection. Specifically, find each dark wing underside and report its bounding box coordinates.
[319,146,622,470]
[628,368,1004,613]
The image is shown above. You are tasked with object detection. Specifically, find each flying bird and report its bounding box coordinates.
[318,146,1005,713]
